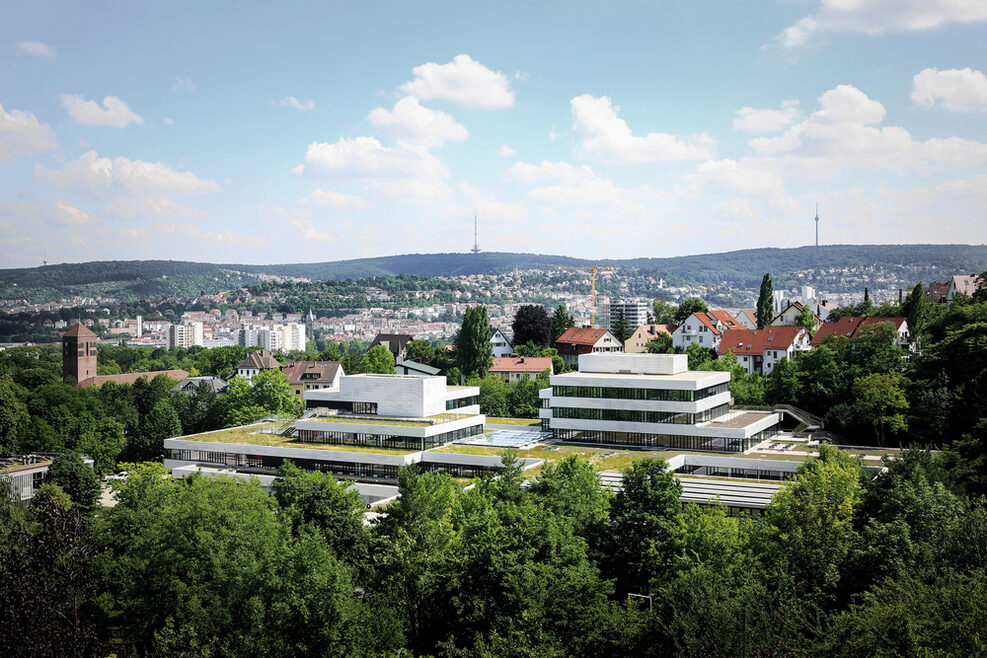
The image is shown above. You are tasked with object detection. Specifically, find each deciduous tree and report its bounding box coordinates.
[512,304,552,348]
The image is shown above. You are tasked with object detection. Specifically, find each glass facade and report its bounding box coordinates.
[167,448,402,481]
[552,403,729,425]
[296,423,482,450]
[550,424,778,453]
[420,461,506,479]
[552,381,728,402]
[446,395,479,410]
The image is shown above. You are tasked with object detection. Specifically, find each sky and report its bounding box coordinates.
[1,0,986,268]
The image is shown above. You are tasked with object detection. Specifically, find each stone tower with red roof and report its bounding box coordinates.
[62,323,97,383]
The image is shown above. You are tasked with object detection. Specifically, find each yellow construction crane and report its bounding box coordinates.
[549,265,613,326]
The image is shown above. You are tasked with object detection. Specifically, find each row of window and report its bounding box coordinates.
[552,382,728,402]
[550,425,777,453]
[168,449,402,480]
[446,395,479,410]
[674,464,793,481]
[552,407,695,424]
[295,422,483,450]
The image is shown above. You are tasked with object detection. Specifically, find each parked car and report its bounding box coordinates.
[104,471,129,482]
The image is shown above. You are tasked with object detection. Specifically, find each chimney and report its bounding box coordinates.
[899,288,903,305]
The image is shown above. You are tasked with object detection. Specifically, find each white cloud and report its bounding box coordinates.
[496,144,516,157]
[105,197,206,221]
[153,222,266,248]
[549,126,562,141]
[171,76,197,94]
[52,200,98,226]
[682,159,802,215]
[505,159,648,214]
[36,151,222,199]
[293,136,448,180]
[814,85,885,124]
[0,103,58,161]
[366,179,452,204]
[776,0,987,48]
[163,117,175,126]
[711,198,759,222]
[459,183,528,223]
[18,41,56,59]
[503,159,586,183]
[59,94,144,127]
[733,99,800,133]
[746,84,987,177]
[367,96,468,148]
[399,54,514,108]
[273,96,316,111]
[912,67,987,112]
[571,94,715,162]
[302,189,373,210]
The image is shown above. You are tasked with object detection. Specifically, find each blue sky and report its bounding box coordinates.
[1,0,985,267]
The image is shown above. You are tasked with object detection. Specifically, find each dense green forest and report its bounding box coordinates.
[3,244,986,303]
[3,442,986,656]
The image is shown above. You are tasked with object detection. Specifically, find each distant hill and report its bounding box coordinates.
[2,245,985,304]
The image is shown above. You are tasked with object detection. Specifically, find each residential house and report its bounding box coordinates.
[810,317,910,350]
[734,309,758,330]
[370,333,413,358]
[394,357,441,377]
[490,327,514,357]
[170,376,229,395]
[489,356,553,381]
[946,275,978,303]
[717,326,811,375]
[770,301,822,329]
[926,281,950,304]
[235,349,282,383]
[554,327,624,367]
[671,310,743,352]
[624,324,675,353]
[282,360,343,398]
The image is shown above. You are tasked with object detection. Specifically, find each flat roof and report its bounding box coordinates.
[552,370,725,383]
[167,423,418,454]
[702,411,776,429]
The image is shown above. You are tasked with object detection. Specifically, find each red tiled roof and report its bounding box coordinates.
[632,324,674,338]
[810,316,864,345]
[927,281,949,303]
[555,327,612,346]
[79,369,189,388]
[237,349,282,370]
[489,356,553,373]
[810,316,906,345]
[282,360,342,385]
[718,326,806,356]
[62,323,96,337]
[708,310,743,331]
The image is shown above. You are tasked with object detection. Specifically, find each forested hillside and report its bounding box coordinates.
[3,244,986,303]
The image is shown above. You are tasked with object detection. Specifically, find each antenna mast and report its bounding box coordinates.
[471,212,480,254]
[815,203,819,248]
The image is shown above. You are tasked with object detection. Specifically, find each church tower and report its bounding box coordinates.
[62,323,98,384]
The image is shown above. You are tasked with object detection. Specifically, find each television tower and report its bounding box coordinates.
[471,212,480,254]
[814,203,819,247]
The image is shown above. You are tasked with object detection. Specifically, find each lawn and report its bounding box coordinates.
[179,424,418,455]
[485,417,542,426]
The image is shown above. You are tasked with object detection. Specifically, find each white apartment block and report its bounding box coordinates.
[539,353,780,453]
[239,323,306,352]
[167,321,204,349]
[604,302,650,334]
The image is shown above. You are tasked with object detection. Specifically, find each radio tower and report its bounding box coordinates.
[814,203,820,247]
[471,212,480,254]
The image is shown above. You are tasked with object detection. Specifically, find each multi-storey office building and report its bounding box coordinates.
[539,353,779,453]
[162,373,514,484]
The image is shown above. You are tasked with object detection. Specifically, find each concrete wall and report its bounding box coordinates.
[578,352,687,375]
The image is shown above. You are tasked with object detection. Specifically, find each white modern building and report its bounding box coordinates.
[239,323,306,352]
[167,321,204,349]
[161,373,538,484]
[539,353,780,453]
